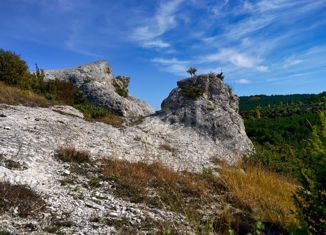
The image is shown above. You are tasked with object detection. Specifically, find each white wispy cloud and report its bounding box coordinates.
[151,57,189,65]
[151,57,190,76]
[235,79,251,84]
[131,0,184,49]
[283,58,303,68]
[256,45,326,84]
[225,16,275,40]
[142,40,170,49]
[243,0,302,14]
[257,65,269,72]
[187,0,326,88]
[210,0,229,17]
[200,49,268,71]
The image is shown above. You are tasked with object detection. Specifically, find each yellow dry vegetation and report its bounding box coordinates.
[96,115,124,128]
[101,160,210,197]
[0,82,51,107]
[219,163,298,228]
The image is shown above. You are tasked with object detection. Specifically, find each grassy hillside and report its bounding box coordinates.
[240,93,326,234]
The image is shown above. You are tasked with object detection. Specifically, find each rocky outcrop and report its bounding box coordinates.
[44,61,155,117]
[43,62,252,163]
[160,74,253,161]
[0,71,254,233]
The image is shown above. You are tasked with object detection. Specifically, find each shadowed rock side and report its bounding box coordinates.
[44,60,155,117]
[160,74,253,162]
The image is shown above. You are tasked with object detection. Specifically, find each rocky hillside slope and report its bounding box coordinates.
[0,62,253,234]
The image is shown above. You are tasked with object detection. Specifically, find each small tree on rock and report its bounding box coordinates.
[187,67,197,77]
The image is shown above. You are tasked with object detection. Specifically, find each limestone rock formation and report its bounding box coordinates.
[44,61,155,117]
[0,65,254,233]
[161,74,253,161]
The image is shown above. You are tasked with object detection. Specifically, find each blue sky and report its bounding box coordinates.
[0,0,325,109]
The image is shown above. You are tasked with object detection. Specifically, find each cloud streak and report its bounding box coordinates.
[1,0,325,102]
[131,0,184,49]
[200,49,268,71]
[236,79,251,84]
[151,57,190,76]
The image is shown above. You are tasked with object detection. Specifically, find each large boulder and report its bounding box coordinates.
[160,73,253,160]
[44,60,154,117]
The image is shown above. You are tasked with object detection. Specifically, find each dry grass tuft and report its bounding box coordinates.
[102,161,208,195]
[100,159,213,221]
[0,82,51,107]
[0,182,46,217]
[219,163,297,228]
[96,115,124,128]
[101,160,209,198]
[56,147,91,163]
[99,160,240,233]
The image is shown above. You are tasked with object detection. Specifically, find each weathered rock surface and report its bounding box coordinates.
[161,74,253,162]
[0,105,196,234]
[0,69,254,233]
[44,60,155,117]
[0,104,238,173]
[0,103,238,234]
[43,61,252,163]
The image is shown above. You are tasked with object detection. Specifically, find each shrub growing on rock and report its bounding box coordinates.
[56,147,91,163]
[113,82,128,97]
[180,87,205,99]
[112,76,129,98]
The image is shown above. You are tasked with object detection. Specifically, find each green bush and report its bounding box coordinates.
[293,111,326,234]
[56,147,91,163]
[226,84,232,95]
[88,176,102,188]
[113,84,128,97]
[0,49,30,86]
[181,87,205,99]
[112,78,129,98]
[74,103,110,119]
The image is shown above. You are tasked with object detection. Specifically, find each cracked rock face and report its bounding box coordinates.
[44,60,155,117]
[160,74,253,162]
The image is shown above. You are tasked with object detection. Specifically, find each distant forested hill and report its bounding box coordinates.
[240,92,326,111]
[239,92,326,120]
[239,92,326,164]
